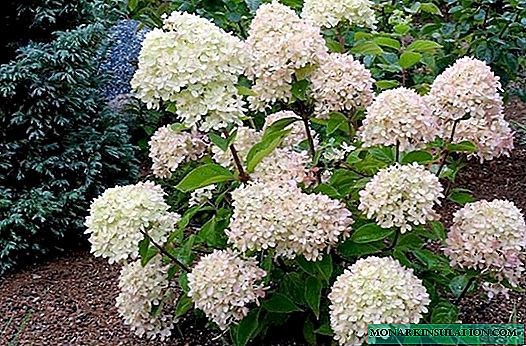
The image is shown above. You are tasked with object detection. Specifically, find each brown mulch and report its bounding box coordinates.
[1,99,525,345]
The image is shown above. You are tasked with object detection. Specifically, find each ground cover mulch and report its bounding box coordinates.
[1,99,525,345]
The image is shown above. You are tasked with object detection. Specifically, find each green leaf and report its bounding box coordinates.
[291,79,309,101]
[262,293,303,313]
[326,40,344,53]
[448,190,475,205]
[431,300,459,323]
[449,275,470,298]
[305,277,322,319]
[350,42,384,55]
[351,223,394,243]
[399,51,422,69]
[447,140,477,153]
[176,164,236,192]
[375,80,399,89]
[394,24,410,35]
[315,254,333,282]
[208,133,228,151]
[175,294,193,317]
[282,273,307,305]
[315,324,333,336]
[127,0,138,11]
[428,220,446,240]
[296,64,317,80]
[244,0,261,13]
[407,40,442,52]
[337,240,384,258]
[303,317,316,345]
[263,117,299,137]
[236,308,260,346]
[139,236,149,263]
[369,147,395,163]
[237,85,257,96]
[401,150,433,164]
[397,233,424,250]
[245,129,291,172]
[373,37,401,50]
[420,2,443,15]
[326,112,350,135]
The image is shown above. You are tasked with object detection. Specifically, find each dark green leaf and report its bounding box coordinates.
[420,3,442,15]
[401,150,433,164]
[262,293,303,313]
[303,317,316,345]
[448,190,475,205]
[291,80,309,101]
[176,164,235,192]
[375,80,399,89]
[431,300,459,323]
[449,275,471,298]
[304,277,322,319]
[175,294,193,317]
[246,129,291,172]
[326,112,350,135]
[351,223,394,243]
[263,117,299,137]
[236,308,260,346]
[373,37,401,50]
[315,324,333,336]
[208,133,228,151]
[447,140,477,153]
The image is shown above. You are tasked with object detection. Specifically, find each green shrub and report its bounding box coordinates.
[0,23,139,274]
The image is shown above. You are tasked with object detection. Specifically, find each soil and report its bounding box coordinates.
[1,99,525,345]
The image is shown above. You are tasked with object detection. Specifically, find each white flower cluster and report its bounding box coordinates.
[149,125,208,178]
[116,256,174,339]
[189,185,216,207]
[131,11,246,131]
[428,57,503,122]
[444,199,526,289]
[263,111,306,147]
[187,250,266,330]
[323,142,356,162]
[309,53,375,118]
[245,1,328,111]
[359,163,444,233]
[359,87,438,151]
[301,0,377,29]
[85,182,180,263]
[428,57,513,161]
[329,256,430,346]
[212,126,310,184]
[227,181,353,260]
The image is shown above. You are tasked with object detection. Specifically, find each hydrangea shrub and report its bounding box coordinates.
[86,2,524,345]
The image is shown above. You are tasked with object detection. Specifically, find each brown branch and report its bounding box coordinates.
[437,119,461,177]
[222,129,250,182]
[140,229,190,272]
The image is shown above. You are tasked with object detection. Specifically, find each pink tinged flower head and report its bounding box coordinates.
[131,11,247,131]
[329,256,430,345]
[149,125,208,179]
[358,163,444,233]
[359,87,438,151]
[245,1,328,111]
[428,56,503,123]
[187,250,267,330]
[227,181,353,261]
[116,255,175,340]
[85,181,180,263]
[309,53,375,118]
[444,199,526,289]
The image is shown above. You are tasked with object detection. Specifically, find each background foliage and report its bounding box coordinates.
[0,2,139,274]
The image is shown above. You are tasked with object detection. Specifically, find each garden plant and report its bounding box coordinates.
[82,1,526,345]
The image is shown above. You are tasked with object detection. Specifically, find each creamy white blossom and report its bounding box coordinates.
[131,11,246,130]
[359,87,438,151]
[149,125,208,178]
[359,163,444,233]
[323,142,356,162]
[227,181,353,260]
[428,57,503,123]
[85,182,180,263]
[301,0,377,29]
[444,199,526,289]
[309,53,374,118]
[329,256,430,346]
[245,1,328,111]
[116,256,175,339]
[188,250,266,330]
